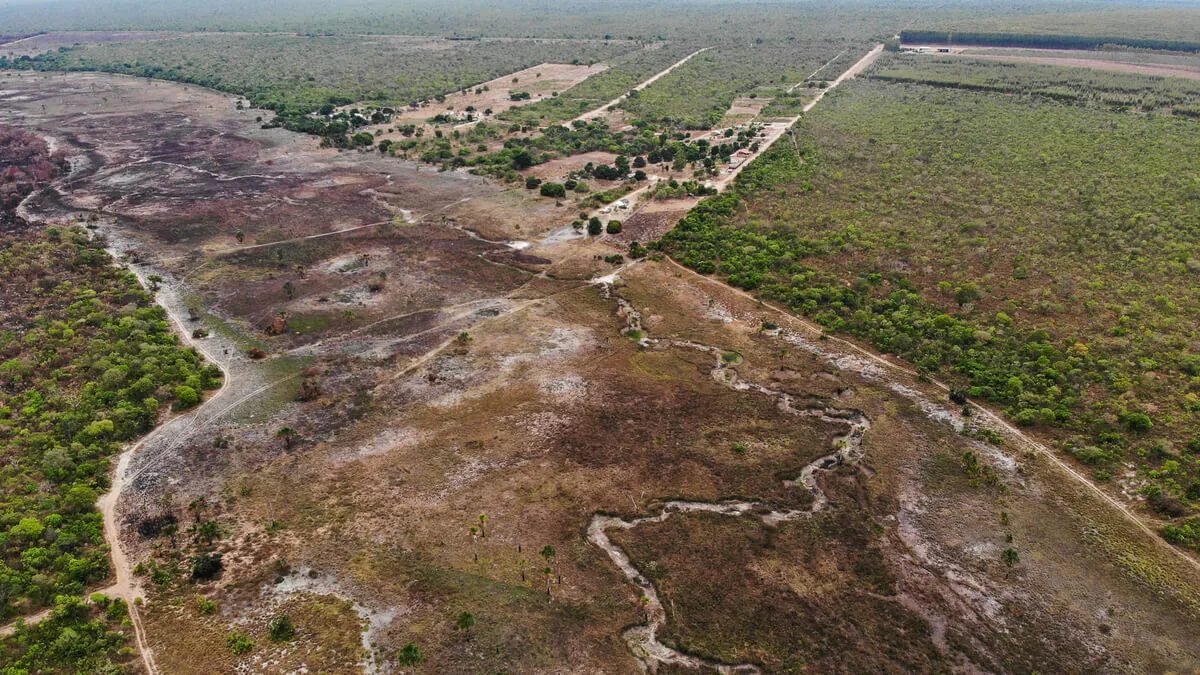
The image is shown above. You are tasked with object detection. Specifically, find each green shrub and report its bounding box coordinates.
[226,632,255,655]
[539,182,567,198]
[268,614,297,642]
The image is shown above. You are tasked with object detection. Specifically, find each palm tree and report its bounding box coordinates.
[276,427,296,450]
[477,513,488,538]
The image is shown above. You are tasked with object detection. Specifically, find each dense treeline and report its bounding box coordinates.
[660,74,1200,542]
[0,228,221,621]
[662,139,1086,431]
[1,594,134,672]
[0,0,911,42]
[918,7,1200,45]
[901,29,1200,53]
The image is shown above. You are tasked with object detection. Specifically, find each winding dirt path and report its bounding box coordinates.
[93,252,245,675]
[565,47,711,126]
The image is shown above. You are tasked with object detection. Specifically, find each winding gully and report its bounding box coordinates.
[587,282,871,674]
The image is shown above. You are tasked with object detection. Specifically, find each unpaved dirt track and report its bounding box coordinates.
[787,48,848,92]
[94,256,241,675]
[663,258,1200,577]
[716,43,884,189]
[566,47,711,126]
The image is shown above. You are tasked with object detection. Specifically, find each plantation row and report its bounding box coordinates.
[901,29,1200,53]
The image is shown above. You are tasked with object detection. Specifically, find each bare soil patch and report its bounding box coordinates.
[8,69,1200,674]
[386,62,606,127]
[521,150,619,182]
[718,95,770,126]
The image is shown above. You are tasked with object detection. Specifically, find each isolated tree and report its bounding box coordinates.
[235,229,245,244]
[283,281,295,299]
[276,427,296,450]
[1001,547,1019,568]
[540,544,559,584]
[397,642,423,667]
[539,182,566,198]
[456,611,476,638]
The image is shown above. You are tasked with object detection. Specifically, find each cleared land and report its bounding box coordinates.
[4,61,1200,673]
[388,62,606,126]
[955,51,1200,82]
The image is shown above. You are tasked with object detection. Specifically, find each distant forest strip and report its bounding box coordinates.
[0,35,637,115]
[900,30,1200,54]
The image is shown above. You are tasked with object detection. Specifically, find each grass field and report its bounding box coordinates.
[660,60,1200,538]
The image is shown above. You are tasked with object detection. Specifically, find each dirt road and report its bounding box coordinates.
[660,257,1200,576]
[600,39,1200,576]
[565,47,711,126]
[712,43,884,189]
[787,48,847,92]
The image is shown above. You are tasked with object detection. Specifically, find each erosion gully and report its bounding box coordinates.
[587,281,870,674]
